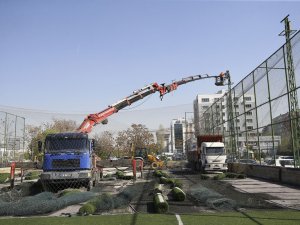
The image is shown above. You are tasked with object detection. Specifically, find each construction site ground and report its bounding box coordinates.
[1,160,300,221]
[49,161,300,216]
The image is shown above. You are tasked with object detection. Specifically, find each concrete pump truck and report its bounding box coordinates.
[38,71,230,191]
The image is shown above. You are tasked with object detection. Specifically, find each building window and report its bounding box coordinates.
[202,98,210,102]
[202,106,209,110]
[236,112,240,116]
[234,97,239,102]
[246,111,252,116]
[234,105,239,108]
[246,119,253,123]
[244,97,252,101]
[245,104,252,108]
[247,126,253,130]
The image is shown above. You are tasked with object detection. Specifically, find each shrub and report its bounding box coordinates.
[78,203,96,216]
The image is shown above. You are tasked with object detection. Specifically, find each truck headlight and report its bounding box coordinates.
[79,172,91,178]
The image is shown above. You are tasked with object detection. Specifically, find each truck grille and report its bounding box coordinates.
[52,159,80,169]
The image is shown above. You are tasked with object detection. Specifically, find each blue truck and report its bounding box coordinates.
[38,72,228,191]
[39,132,97,191]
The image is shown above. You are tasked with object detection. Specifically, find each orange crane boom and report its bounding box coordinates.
[77,71,229,133]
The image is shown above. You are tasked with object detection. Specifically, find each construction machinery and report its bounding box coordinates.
[38,71,230,191]
[134,147,164,169]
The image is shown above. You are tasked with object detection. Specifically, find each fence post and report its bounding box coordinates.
[132,159,136,180]
[140,160,143,178]
[10,162,16,189]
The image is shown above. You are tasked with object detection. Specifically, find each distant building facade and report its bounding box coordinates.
[170,118,194,154]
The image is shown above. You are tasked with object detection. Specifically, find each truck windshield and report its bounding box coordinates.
[45,138,88,152]
[206,147,224,155]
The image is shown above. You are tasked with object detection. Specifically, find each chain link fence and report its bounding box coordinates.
[0,111,25,165]
[198,30,300,167]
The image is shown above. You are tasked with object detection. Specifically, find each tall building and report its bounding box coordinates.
[170,118,194,154]
[193,90,227,136]
[193,90,280,158]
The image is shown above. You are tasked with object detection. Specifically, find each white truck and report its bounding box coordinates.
[187,135,227,172]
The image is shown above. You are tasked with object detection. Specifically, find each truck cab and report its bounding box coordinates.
[40,133,94,191]
[200,141,227,172]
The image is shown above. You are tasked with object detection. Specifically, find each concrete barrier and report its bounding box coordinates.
[229,163,300,186]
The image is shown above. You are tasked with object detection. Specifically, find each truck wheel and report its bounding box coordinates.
[87,180,93,191]
[151,162,159,169]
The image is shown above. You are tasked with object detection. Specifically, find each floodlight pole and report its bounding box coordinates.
[280,15,300,167]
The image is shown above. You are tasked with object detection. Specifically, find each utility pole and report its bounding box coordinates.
[279,15,300,167]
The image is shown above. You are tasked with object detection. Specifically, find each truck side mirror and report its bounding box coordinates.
[38,141,43,153]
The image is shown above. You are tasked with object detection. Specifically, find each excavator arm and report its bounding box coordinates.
[78,71,230,133]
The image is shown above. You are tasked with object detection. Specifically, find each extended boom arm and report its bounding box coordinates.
[78,71,229,133]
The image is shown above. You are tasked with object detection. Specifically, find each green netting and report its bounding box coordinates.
[87,183,146,213]
[206,197,237,210]
[0,181,43,202]
[188,184,236,211]
[0,191,96,216]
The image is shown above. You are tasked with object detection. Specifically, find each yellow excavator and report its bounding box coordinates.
[133,147,164,169]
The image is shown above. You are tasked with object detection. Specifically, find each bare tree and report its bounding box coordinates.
[115,124,154,157]
[26,119,78,161]
[93,131,115,159]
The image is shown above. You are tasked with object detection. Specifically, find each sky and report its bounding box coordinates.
[1,0,300,131]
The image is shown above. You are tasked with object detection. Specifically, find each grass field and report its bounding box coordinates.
[0,210,299,225]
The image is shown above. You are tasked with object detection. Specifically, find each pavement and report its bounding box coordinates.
[223,178,300,210]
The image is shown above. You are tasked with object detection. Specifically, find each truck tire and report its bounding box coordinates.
[86,180,93,191]
[151,162,159,169]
